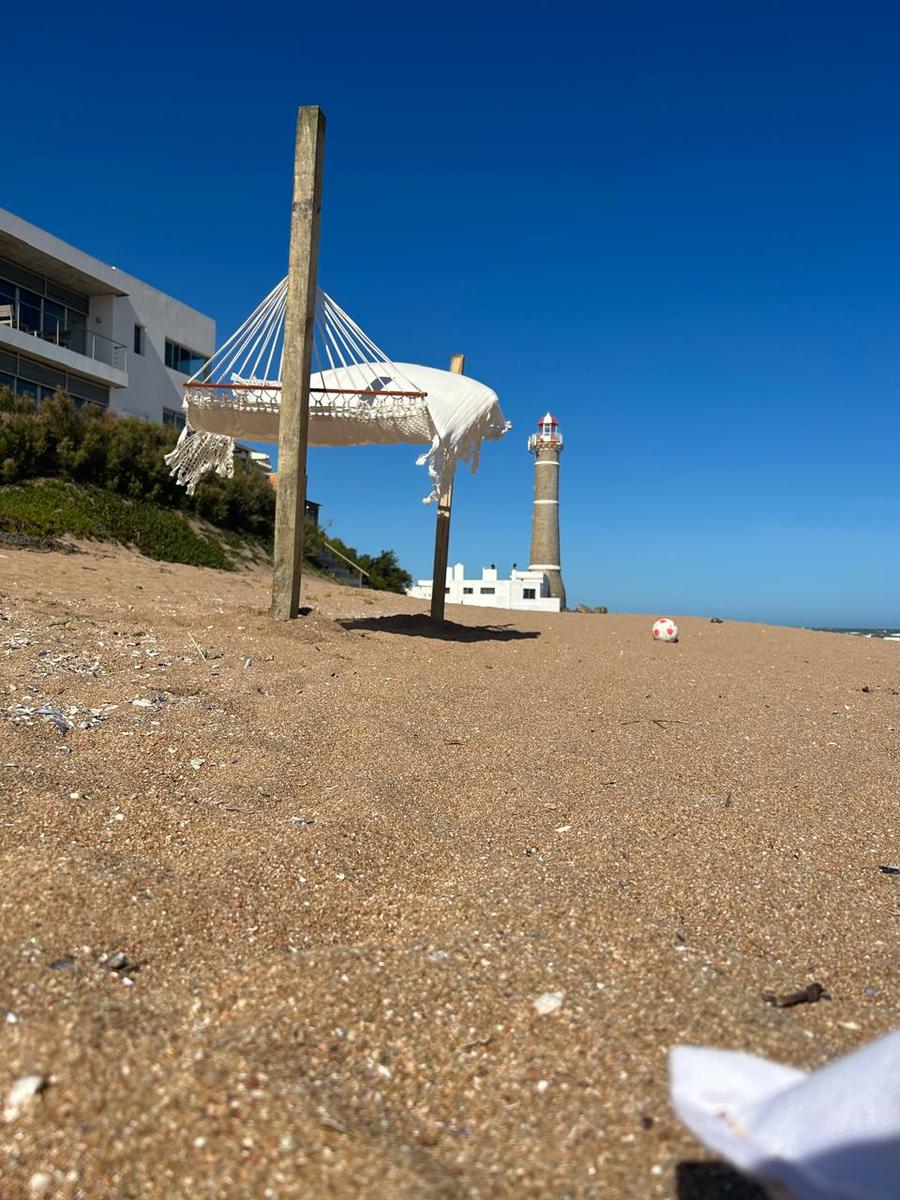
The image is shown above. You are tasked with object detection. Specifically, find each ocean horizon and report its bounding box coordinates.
[814,627,900,640]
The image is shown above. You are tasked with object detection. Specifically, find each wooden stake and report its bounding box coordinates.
[271,106,326,620]
[430,353,465,621]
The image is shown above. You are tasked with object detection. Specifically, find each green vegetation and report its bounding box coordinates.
[0,388,413,589]
[0,388,274,539]
[0,479,236,569]
[305,525,413,593]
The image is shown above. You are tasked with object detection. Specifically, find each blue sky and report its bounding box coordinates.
[5,1,899,625]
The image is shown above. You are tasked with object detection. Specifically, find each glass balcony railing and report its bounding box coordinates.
[0,307,127,372]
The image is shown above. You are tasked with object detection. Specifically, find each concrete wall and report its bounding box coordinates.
[0,207,215,425]
[102,279,214,423]
[409,564,561,612]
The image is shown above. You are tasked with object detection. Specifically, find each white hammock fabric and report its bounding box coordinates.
[670,1030,900,1199]
[165,280,509,500]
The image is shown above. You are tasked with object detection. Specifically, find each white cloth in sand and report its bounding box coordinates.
[670,1030,900,1199]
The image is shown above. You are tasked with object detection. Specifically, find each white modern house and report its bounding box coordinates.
[408,564,561,612]
[0,207,214,427]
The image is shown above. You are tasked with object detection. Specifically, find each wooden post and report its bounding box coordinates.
[271,106,326,620]
[430,353,465,621]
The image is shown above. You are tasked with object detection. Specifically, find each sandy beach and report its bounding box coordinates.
[1,544,898,1198]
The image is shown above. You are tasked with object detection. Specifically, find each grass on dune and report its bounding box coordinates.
[0,479,245,570]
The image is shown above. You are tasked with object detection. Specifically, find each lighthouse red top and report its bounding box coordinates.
[537,412,562,440]
[528,411,563,452]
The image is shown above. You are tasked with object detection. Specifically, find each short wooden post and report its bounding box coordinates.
[271,106,326,620]
[430,353,465,621]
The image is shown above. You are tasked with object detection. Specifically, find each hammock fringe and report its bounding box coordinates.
[164,424,236,496]
[417,410,513,504]
[164,281,510,501]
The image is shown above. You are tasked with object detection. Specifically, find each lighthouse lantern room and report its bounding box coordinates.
[528,411,563,452]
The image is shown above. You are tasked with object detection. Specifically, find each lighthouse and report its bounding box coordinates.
[528,412,566,609]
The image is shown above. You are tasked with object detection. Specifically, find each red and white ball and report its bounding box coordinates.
[652,618,678,642]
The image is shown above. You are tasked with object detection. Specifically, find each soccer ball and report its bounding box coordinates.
[652,618,678,642]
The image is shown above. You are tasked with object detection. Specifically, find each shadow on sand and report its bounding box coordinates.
[679,1135,900,1198]
[675,1163,769,1199]
[339,614,540,643]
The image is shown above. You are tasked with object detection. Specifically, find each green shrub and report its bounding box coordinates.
[308,529,412,594]
[0,387,411,587]
[360,548,413,594]
[0,480,233,569]
[0,387,274,539]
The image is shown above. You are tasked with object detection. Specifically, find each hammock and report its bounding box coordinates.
[165,280,510,501]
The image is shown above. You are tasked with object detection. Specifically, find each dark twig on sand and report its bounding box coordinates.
[619,717,690,730]
[455,1034,494,1053]
[762,982,829,1008]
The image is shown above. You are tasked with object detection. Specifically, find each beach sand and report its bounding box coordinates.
[1,544,897,1198]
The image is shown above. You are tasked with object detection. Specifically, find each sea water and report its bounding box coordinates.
[815,628,900,641]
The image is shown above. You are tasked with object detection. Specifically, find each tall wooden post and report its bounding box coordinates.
[271,106,326,620]
[430,352,465,621]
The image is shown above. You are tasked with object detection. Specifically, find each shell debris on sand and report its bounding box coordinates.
[4,1075,46,1123]
[533,991,565,1015]
[0,544,898,1197]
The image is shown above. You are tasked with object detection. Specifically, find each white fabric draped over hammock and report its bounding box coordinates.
[165,280,510,500]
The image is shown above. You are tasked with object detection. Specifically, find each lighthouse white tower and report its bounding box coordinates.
[528,412,565,609]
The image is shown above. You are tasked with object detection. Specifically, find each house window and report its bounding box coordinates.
[162,406,186,430]
[165,339,206,375]
[134,325,144,355]
[480,587,495,595]
[17,288,42,333]
[17,357,66,392]
[0,360,108,409]
[66,377,109,408]
[523,588,536,600]
[66,312,86,355]
[463,587,473,594]
[0,260,90,353]
[43,300,64,340]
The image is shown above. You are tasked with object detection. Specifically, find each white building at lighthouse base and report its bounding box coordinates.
[407,564,561,612]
